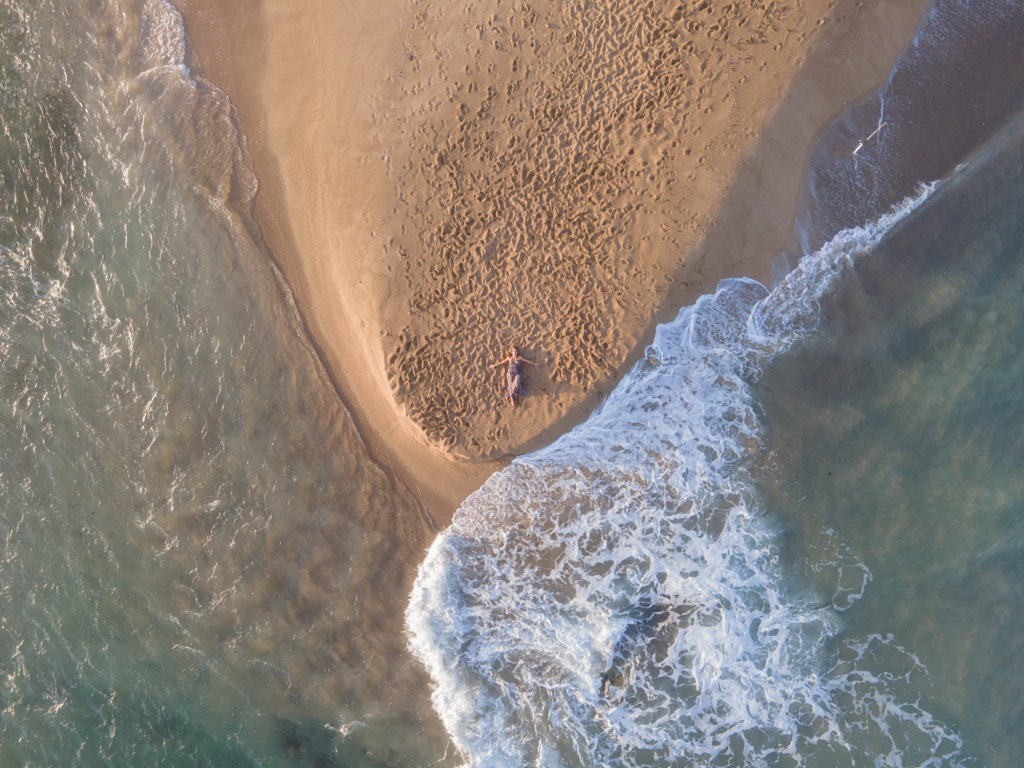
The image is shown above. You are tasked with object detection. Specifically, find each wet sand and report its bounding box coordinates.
[174,0,932,523]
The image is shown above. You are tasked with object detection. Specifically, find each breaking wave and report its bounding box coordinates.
[406,186,964,768]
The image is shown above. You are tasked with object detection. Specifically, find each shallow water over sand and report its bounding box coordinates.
[755,117,1024,767]
[0,1,448,765]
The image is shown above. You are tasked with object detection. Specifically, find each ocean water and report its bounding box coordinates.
[0,1,448,765]
[754,117,1024,768]
[5,0,1024,767]
[407,2,1024,767]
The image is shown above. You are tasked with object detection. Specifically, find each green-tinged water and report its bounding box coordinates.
[755,119,1024,767]
[0,1,448,765]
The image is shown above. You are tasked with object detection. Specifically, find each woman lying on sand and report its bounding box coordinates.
[490,347,538,406]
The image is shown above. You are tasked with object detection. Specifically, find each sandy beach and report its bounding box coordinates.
[174,0,932,523]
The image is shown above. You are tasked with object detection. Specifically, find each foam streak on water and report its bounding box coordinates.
[407,186,964,768]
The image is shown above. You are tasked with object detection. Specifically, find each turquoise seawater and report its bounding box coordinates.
[755,118,1024,767]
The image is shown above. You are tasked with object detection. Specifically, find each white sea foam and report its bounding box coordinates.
[406,186,963,768]
[139,0,187,73]
[750,182,937,354]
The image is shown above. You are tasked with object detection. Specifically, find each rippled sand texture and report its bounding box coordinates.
[374,0,858,457]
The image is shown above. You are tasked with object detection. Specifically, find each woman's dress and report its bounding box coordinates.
[506,360,526,399]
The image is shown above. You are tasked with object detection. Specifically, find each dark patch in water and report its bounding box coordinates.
[276,717,346,768]
[794,0,1024,257]
[600,599,696,698]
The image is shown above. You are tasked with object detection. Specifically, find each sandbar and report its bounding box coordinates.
[174,0,932,524]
